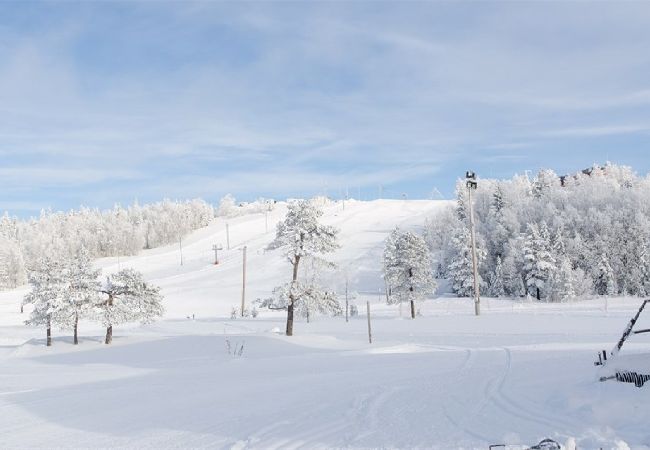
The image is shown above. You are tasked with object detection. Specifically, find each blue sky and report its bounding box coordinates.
[1,2,650,216]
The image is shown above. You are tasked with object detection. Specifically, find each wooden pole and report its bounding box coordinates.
[241,246,247,317]
[212,244,219,265]
[366,301,372,344]
[345,277,349,323]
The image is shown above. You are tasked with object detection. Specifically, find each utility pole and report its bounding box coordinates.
[345,276,349,323]
[241,246,247,317]
[179,237,183,266]
[212,244,222,265]
[226,223,230,250]
[466,171,480,316]
[366,301,372,344]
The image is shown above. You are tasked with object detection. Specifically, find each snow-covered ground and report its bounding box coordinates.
[1,199,649,449]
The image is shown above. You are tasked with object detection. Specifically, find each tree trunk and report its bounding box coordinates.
[73,313,79,345]
[20,303,23,314]
[46,315,52,347]
[286,300,294,336]
[286,256,301,336]
[105,325,113,345]
[105,293,114,344]
[410,300,415,319]
[536,287,541,301]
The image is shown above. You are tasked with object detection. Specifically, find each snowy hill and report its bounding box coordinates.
[1,199,650,449]
[103,199,446,319]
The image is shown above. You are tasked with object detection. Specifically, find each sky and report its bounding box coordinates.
[1,1,650,216]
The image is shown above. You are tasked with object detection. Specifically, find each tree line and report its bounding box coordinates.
[426,163,650,301]
[0,199,214,291]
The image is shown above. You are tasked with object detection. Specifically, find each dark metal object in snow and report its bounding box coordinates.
[596,299,650,387]
[489,438,560,450]
[615,371,650,387]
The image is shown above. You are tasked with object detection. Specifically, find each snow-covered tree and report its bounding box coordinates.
[550,256,576,302]
[23,256,68,346]
[448,226,486,297]
[594,253,617,296]
[383,228,436,318]
[267,199,339,336]
[489,256,506,297]
[217,194,238,217]
[63,247,101,345]
[523,223,556,300]
[0,238,26,290]
[259,281,341,322]
[97,269,164,344]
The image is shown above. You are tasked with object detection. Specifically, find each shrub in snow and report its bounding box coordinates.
[225,338,245,357]
[230,306,257,319]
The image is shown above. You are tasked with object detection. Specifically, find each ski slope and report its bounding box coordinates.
[1,199,649,449]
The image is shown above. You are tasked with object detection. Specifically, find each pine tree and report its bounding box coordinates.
[492,186,505,215]
[594,253,617,296]
[268,200,339,336]
[455,179,469,221]
[23,256,68,346]
[523,223,556,300]
[552,256,576,302]
[489,256,506,297]
[448,227,485,297]
[383,228,436,318]
[637,246,650,297]
[97,268,164,344]
[383,227,400,299]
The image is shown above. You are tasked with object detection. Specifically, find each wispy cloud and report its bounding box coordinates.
[0,2,649,214]
[540,124,650,138]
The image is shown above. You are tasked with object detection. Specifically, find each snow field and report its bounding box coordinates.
[1,200,649,449]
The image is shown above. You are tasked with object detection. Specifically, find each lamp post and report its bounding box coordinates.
[466,171,480,316]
